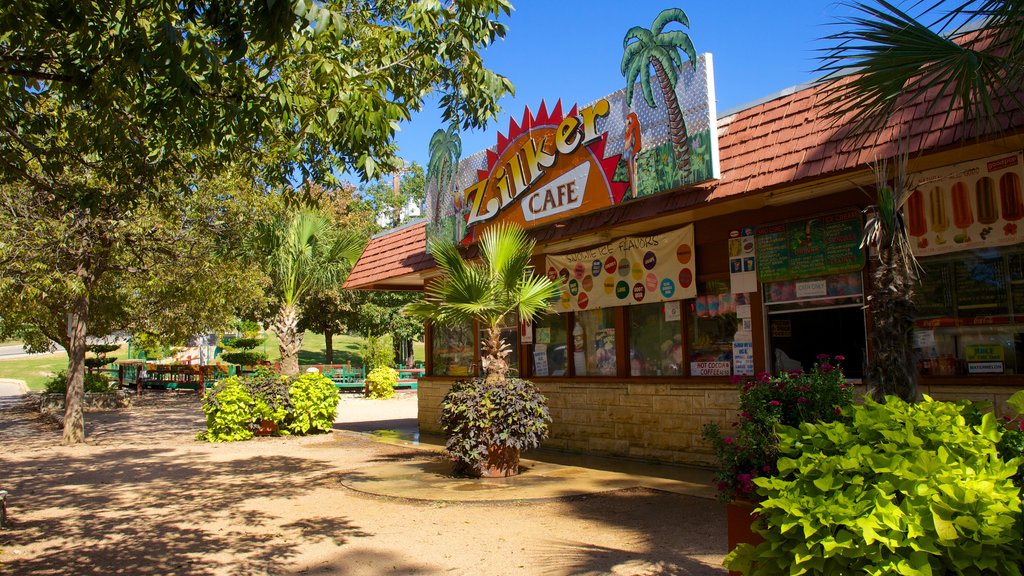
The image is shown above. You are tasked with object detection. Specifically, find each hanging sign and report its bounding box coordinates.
[756,210,864,283]
[546,225,696,312]
[906,152,1024,256]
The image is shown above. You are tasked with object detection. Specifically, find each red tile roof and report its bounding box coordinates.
[346,28,1024,289]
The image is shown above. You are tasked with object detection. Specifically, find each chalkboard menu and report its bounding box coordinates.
[757,210,865,282]
[955,256,1009,319]
[915,263,955,319]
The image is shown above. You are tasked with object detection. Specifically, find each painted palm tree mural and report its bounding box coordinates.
[426,124,463,243]
[621,8,698,176]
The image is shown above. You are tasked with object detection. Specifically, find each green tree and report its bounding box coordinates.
[249,209,362,375]
[426,125,464,222]
[354,162,426,232]
[817,0,1023,138]
[620,7,698,173]
[405,223,557,384]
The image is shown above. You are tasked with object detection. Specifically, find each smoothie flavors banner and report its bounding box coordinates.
[905,152,1024,256]
[546,225,696,312]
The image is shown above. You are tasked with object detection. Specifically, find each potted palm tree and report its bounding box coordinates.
[406,223,559,477]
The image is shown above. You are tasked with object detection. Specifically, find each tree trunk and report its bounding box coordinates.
[650,56,692,174]
[481,325,509,385]
[867,243,919,403]
[274,304,303,375]
[62,293,89,445]
[325,326,334,364]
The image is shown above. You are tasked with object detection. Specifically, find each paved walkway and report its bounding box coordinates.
[0,378,27,411]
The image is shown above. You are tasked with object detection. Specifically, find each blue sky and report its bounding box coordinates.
[387,1,863,173]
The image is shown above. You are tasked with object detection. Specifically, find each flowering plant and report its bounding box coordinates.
[702,354,854,502]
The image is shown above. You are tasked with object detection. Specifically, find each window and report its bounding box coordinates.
[628,302,682,376]
[688,280,740,376]
[431,322,474,376]
[530,313,568,377]
[914,246,1024,376]
[573,308,617,376]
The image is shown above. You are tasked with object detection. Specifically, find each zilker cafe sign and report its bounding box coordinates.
[425,52,720,247]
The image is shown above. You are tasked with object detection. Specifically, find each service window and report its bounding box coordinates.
[431,322,475,376]
[573,308,617,376]
[628,301,683,376]
[530,313,568,377]
[688,280,740,376]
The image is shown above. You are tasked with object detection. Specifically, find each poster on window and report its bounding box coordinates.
[906,152,1024,256]
[729,227,757,293]
[546,225,696,312]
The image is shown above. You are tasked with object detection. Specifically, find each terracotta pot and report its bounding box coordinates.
[256,419,278,436]
[726,499,765,576]
[479,445,520,478]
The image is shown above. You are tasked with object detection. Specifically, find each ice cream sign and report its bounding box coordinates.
[460,100,627,233]
[906,153,1024,256]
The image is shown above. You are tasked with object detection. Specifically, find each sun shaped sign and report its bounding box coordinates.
[459,99,627,242]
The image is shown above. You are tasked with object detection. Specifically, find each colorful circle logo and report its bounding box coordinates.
[577,292,589,309]
[574,262,585,280]
[676,244,692,265]
[547,267,558,281]
[660,278,675,298]
[568,279,579,296]
[615,281,630,299]
[582,275,594,291]
[591,259,603,276]
[645,272,658,291]
[678,268,693,288]
[603,276,615,294]
[618,258,630,277]
[643,251,657,270]
[632,282,646,301]
[559,268,570,282]
[604,256,618,275]
[631,264,643,280]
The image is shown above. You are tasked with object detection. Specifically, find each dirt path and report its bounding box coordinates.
[0,395,726,575]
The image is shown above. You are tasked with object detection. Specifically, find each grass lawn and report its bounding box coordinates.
[0,332,424,391]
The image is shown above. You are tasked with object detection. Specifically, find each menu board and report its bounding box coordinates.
[914,263,955,320]
[757,210,865,283]
[954,257,1009,319]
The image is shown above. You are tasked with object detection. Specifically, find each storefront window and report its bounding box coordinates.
[431,322,474,376]
[914,246,1024,375]
[530,314,568,377]
[688,280,740,376]
[573,308,617,376]
[628,302,682,376]
[479,317,519,375]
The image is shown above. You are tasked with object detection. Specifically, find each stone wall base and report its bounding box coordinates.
[37,391,132,415]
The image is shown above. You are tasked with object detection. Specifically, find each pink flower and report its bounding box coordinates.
[769,400,781,407]
[834,407,843,415]
[817,353,830,360]
[797,397,808,404]
[740,411,753,421]
[834,355,845,361]
[820,364,834,373]
[730,375,743,385]
[762,465,772,473]
[724,437,734,444]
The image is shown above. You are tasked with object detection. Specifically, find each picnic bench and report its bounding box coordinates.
[134,364,224,397]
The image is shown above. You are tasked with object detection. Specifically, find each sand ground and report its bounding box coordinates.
[0,392,726,575]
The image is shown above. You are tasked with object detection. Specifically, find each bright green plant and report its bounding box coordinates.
[285,373,338,435]
[702,355,853,502]
[998,389,1024,487]
[245,369,291,425]
[365,366,398,399]
[440,377,551,477]
[219,351,267,367]
[44,371,116,394]
[362,333,395,371]
[727,396,1024,575]
[201,377,256,442]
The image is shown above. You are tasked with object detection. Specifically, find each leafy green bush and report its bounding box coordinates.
[83,357,116,369]
[998,390,1024,488]
[246,368,290,423]
[703,355,853,502]
[221,337,264,350]
[727,396,1024,575]
[362,333,394,371]
[44,371,116,394]
[365,366,398,399]
[201,376,256,442]
[285,372,338,434]
[87,344,120,354]
[440,377,550,477]
[219,351,266,366]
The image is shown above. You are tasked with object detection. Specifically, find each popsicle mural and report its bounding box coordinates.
[905,153,1024,256]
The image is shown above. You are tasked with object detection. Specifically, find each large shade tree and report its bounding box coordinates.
[405,223,558,385]
[620,7,698,173]
[0,0,514,443]
[250,209,362,375]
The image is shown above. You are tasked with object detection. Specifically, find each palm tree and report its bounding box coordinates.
[818,0,1024,139]
[249,209,363,375]
[405,223,558,385]
[861,151,919,402]
[621,7,698,174]
[426,124,463,225]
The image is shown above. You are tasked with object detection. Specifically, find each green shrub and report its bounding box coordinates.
[86,344,120,355]
[727,396,1024,575]
[362,333,394,371]
[365,366,398,399]
[221,337,264,350]
[43,371,116,394]
[440,377,550,477]
[997,390,1024,488]
[83,357,116,369]
[201,376,256,442]
[219,351,266,366]
[246,368,290,424]
[285,373,338,435]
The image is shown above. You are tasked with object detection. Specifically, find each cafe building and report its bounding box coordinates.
[345,30,1024,465]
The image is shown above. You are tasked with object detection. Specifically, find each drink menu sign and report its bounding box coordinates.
[756,210,865,283]
[906,152,1024,256]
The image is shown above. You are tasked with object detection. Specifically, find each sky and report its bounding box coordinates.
[387,0,864,173]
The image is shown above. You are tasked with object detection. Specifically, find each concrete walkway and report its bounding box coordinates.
[333,392,717,504]
[0,378,28,411]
